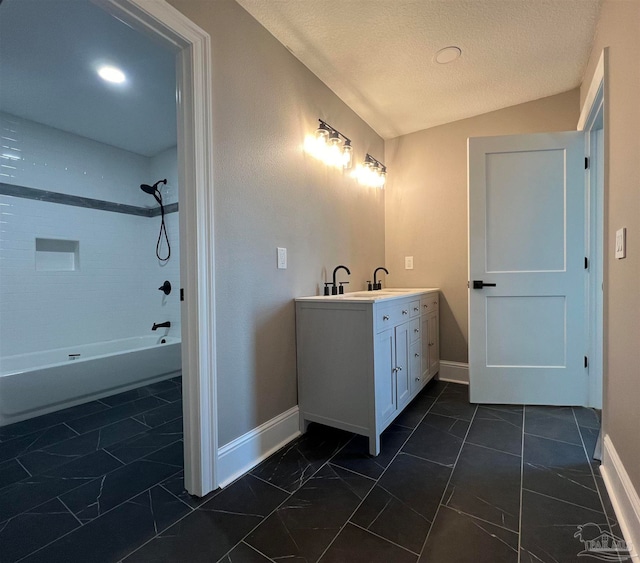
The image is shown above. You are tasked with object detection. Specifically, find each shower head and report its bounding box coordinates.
[140,179,167,197]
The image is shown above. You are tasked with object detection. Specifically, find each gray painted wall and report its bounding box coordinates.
[169,0,385,446]
[581,0,640,491]
[384,90,580,363]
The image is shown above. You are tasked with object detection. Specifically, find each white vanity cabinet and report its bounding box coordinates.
[295,288,439,455]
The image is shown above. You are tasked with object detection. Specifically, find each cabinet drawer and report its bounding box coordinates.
[420,293,439,315]
[410,318,421,342]
[409,300,421,318]
[376,301,412,330]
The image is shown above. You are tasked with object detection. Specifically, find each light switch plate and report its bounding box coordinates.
[615,228,626,259]
[277,247,287,269]
[405,256,414,270]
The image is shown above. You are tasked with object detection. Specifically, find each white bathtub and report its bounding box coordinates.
[0,336,181,427]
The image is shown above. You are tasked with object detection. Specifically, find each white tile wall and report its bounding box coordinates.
[0,113,180,357]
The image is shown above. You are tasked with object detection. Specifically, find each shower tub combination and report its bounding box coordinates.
[0,336,181,427]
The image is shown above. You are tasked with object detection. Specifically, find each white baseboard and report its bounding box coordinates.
[601,434,640,559]
[437,361,469,385]
[217,406,301,488]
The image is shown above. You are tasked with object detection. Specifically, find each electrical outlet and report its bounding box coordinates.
[277,247,287,269]
[405,256,414,270]
[615,228,626,259]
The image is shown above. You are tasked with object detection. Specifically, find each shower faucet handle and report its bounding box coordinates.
[158,281,172,295]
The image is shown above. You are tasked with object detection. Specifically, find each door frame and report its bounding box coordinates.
[578,49,607,410]
[96,0,218,495]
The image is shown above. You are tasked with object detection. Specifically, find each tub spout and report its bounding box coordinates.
[152,321,171,331]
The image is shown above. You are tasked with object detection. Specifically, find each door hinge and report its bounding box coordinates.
[584,356,589,368]
[180,288,184,302]
[585,157,590,169]
[584,257,589,270]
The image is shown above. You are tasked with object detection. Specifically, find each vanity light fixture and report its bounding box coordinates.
[304,119,353,169]
[355,153,387,189]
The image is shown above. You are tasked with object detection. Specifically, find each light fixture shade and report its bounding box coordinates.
[342,142,353,169]
[315,125,329,142]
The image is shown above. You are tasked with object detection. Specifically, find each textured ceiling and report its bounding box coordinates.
[0,0,176,157]
[235,0,601,139]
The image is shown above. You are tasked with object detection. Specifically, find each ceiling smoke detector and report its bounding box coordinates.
[434,46,462,64]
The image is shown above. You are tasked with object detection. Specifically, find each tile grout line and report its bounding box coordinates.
[416,399,479,561]
[314,382,451,563]
[14,456,32,477]
[350,521,421,557]
[517,405,526,563]
[57,495,84,527]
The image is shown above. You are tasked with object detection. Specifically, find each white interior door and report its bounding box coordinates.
[468,131,588,405]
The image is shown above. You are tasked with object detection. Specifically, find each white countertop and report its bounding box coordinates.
[295,287,439,303]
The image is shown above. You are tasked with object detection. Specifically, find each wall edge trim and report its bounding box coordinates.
[217,406,301,488]
[437,361,469,385]
[601,434,640,559]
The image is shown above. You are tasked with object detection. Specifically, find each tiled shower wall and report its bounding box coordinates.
[0,112,180,358]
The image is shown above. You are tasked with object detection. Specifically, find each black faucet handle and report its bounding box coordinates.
[338,281,349,294]
[324,283,331,296]
[367,281,372,291]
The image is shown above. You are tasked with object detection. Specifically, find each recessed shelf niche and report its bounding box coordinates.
[35,238,79,271]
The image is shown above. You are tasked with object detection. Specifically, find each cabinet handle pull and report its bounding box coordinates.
[415,377,420,382]
[423,304,428,309]
[402,310,408,315]
[392,367,398,373]
[383,315,390,321]
[414,353,419,357]
[414,328,419,333]
[397,366,402,371]
[414,307,419,312]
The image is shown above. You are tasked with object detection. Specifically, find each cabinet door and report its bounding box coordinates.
[428,312,440,376]
[375,328,396,425]
[395,322,411,409]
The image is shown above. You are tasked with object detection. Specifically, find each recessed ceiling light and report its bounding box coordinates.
[434,46,462,65]
[98,65,126,84]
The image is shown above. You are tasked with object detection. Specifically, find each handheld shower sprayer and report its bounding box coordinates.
[139,179,170,262]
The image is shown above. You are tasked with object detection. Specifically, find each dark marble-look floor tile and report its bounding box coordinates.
[154,386,182,404]
[593,471,620,536]
[160,470,216,509]
[466,406,523,456]
[99,386,156,407]
[429,384,476,422]
[106,418,184,465]
[23,485,189,563]
[402,413,470,467]
[320,522,417,563]
[330,424,411,480]
[420,506,519,563]
[147,378,182,395]
[132,401,182,429]
[125,473,285,563]
[579,425,600,460]
[19,418,149,475]
[422,379,448,398]
[444,443,521,532]
[393,392,436,430]
[520,489,611,563]
[0,424,77,463]
[0,401,107,442]
[221,542,273,562]
[250,423,352,493]
[523,434,602,512]
[573,407,600,429]
[525,406,582,445]
[246,463,372,562]
[0,449,122,523]
[0,498,80,563]
[378,453,451,524]
[0,458,29,490]
[351,484,430,554]
[60,441,184,523]
[66,396,167,434]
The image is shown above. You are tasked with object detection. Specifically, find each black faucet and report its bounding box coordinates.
[373,267,389,290]
[329,265,351,295]
[152,321,171,331]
